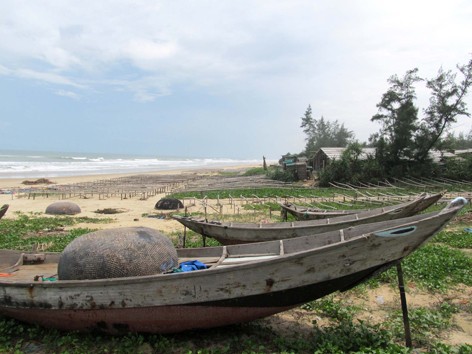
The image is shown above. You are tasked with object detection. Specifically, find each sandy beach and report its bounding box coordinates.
[0,165,257,235]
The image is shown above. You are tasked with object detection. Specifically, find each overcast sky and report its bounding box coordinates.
[0,1,471,159]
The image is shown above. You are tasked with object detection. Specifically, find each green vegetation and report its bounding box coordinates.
[299,57,472,186]
[318,143,472,186]
[386,302,460,347]
[301,295,359,322]
[170,186,351,200]
[434,229,472,249]
[241,167,267,176]
[372,241,472,292]
[300,104,354,156]
[0,212,110,251]
[266,165,297,182]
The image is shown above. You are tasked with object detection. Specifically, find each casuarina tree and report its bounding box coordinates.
[300,105,354,156]
[370,56,472,174]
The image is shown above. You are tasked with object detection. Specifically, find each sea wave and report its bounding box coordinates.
[0,151,260,178]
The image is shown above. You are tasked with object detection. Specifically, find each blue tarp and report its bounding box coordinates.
[178,260,208,272]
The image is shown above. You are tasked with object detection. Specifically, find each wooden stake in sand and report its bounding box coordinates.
[396,262,412,348]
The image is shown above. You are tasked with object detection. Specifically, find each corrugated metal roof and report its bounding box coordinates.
[316,147,376,160]
[318,147,464,163]
[455,149,472,155]
[429,150,457,162]
[317,147,344,159]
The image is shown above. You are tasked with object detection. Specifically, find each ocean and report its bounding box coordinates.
[0,149,260,179]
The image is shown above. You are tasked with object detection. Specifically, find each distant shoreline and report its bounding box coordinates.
[0,149,266,181]
[0,164,260,190]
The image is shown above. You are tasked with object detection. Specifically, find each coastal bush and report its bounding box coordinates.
[242,167,267,176]
[386,302,459,348]
[21,178,54,185]
[376,243,472,291]
[266,166,296,182]
[440,155,472,181]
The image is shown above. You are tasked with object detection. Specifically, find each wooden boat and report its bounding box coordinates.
[173,194,441,245]
[280,203,360,220]
[0,197,466,334]
[0,204,9,219]
[279,193,442,220]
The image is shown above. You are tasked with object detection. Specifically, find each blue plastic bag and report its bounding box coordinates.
[179,260,208,272]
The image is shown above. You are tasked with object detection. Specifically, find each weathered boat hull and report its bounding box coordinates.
[0,264,386,334]
[409,193,443,214]
[280,193,442,221]
[280,203,358,220]
[174,194,439,245]
[0,198,465,334]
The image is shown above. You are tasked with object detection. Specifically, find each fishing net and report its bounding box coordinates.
[58,227,178,280]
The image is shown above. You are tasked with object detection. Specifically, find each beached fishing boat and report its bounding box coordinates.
[280,202,358,220]
[0,197,466,334]
[173,194,441,245]
[279,193,442,220]
[0,204,9,219]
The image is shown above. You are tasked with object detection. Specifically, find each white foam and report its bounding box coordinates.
[0,150,260,178]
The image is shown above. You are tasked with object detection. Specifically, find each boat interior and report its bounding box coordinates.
[0,208,442,283]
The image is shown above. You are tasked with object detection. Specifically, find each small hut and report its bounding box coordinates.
[312,147,376,171]
[279,154,311,180]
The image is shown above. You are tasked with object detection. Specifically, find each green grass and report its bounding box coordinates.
[373,243,472,291]
[165,229,222,248]
[434,229,472,249]
[241,167,267,176]
[0,212,111,251]
[301,295,359,323]
[0,315,436,354]
[385,302,460,348]
[169,186,350,200]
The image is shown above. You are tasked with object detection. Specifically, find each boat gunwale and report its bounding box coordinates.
[173,197,427,231]
[172,200,436,231]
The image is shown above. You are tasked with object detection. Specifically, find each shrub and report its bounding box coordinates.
[267,166,296,182]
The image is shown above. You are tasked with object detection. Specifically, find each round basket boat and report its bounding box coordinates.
[58,227,178,280]
[45,201,81,215]
[155,198,184,210]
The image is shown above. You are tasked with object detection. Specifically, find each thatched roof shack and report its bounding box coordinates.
[312,147,375,171]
